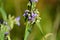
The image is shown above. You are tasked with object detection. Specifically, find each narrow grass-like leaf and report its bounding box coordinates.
[36,21,44,35]
[0,7,7,21]
[36,21,46,40]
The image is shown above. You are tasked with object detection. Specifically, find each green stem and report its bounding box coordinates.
[0,25,5,40]
[31,2,36,11]
[0,0,7,21]
[7,34,11,40]
[24,22,31,40]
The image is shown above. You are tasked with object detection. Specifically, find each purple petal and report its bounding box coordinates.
[15,16,20,26]
[32,12,35,16]
[29,16,31,19]
[34,13,37,16]
[5,32,9,35]
[31,17,35,21]
[28,16,32,20]
[15,16,20,21]
[32,12,37,18]
[23,13,28,17]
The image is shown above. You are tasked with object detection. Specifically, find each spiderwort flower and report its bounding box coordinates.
[15,16,20,26]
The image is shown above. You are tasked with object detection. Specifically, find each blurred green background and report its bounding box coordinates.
[0,0,60,40]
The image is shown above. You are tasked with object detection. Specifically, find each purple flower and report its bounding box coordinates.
[28,12,37,22]
[23,10,29,17]
[31,12,37,18]
[31,17,35,21]
[28,16,35,24]
[15,16,20,26]
[23,10,37,24]
[28,16,32,20]
[31,0,38,2]
[23,13,28,17]
[15,16,20,21]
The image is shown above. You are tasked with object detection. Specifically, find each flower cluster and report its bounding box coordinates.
[23,9,40,24]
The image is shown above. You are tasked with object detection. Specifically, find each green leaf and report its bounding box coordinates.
[0,7,7,21]
[36,21,44,36]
